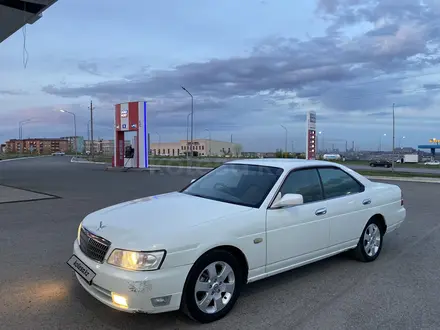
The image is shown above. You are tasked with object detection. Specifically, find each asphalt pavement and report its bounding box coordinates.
[1,157,440,330]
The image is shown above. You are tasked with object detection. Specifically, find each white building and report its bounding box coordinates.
[150,139,242,157]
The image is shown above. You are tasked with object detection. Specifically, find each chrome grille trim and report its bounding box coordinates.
[79,226,111,263]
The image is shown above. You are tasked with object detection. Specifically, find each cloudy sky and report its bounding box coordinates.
[2,0,440,152]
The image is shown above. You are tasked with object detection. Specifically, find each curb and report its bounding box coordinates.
[365,176,440,183]
[148,165,211,170]
[0,155,49,163]
[70,157,109,165]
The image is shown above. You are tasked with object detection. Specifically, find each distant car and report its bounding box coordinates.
[369,159,392,168]
[52,152,65,156]
[67,159,406,323]
[424,160,440,165]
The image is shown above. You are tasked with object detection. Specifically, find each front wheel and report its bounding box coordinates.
[353,218,384,262]
[182,250,243,323]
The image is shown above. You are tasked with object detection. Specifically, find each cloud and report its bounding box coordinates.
[0,89,28,96]
[78,61,101,76]
[41,0,440,136]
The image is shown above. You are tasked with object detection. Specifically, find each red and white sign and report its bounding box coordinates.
[306,111,316,160]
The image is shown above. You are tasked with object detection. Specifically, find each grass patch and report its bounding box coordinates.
[357,170,440,178]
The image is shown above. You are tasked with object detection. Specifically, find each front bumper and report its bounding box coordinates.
[72,240,192,314]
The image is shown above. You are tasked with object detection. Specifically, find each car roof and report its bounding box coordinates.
[226,158,343,170]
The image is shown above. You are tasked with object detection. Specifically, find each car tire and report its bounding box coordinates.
[353,217,384,262]
[182,249,243,323]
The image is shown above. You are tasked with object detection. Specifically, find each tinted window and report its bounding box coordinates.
[318,168,363,199]
[182,164,284,208]
[279,169,323,203]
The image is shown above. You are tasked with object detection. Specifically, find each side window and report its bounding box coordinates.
[318,168,363,199]
[279,169,323,204]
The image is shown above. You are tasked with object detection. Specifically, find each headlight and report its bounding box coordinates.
[107,249,166,271]
[77,222,82,244]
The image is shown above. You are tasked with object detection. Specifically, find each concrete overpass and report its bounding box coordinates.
[0,0,58,43]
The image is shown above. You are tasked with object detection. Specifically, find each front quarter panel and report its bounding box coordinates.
[160,208,267,281]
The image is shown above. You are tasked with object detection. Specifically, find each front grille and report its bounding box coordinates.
[79,226,111,263]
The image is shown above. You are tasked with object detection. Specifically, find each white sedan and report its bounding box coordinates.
[67,159,406,323]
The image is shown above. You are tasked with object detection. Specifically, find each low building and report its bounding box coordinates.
[84,139,130,155]
[150,139,242,157]
[5,138,69,154]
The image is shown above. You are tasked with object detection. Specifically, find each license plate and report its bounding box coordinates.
[66,255,96,284]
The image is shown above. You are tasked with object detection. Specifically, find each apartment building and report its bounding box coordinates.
[5,138,69,154]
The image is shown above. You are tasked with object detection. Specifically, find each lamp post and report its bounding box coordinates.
[379,133,387,152]
[155,132,161,156]
[18,119,32,154]
[186,113,191,161]
[205,128,211,156]
[60,110,77,157]
[399,136,406,148]
[19,119,32,139]
[280,125,287,157]
[392,103,395,172]
[318,131,324,155]
[181,86,194,166]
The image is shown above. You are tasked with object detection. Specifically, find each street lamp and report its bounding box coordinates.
[186,113,191,160]
[379,133,386,152]
[280,125,287,157]
[19,119,32,140]
[181,86,194,165]
[18,119,32,154]
[155,132,161,156]
[399,136,406,148]
[318,131,324,153]
[205,128,211,156]
[60,109,78,157]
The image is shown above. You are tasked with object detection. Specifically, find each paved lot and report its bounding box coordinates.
[1,157,440,330]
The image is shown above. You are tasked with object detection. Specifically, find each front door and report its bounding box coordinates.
[266,168,330,274]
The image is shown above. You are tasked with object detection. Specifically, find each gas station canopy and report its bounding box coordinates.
[0,0,57,43]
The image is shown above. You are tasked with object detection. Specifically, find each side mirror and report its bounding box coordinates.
[190,179,196,183]
[272,193,303,209]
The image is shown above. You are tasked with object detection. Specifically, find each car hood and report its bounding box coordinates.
[81,191,252,250]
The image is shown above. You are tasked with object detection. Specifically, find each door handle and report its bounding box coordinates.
[362,198,371,205]
[315,208,327,216]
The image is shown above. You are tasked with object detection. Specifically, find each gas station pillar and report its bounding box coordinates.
[113,101,149,168]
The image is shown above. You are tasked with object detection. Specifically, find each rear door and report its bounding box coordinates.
[317,167,371,250]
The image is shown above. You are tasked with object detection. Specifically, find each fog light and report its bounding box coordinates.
[151,295,171,307]
[111,292,128,308]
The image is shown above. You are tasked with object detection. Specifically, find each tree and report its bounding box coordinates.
[233,144,243,157]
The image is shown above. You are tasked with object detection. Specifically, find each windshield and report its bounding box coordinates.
[182,163,284,208]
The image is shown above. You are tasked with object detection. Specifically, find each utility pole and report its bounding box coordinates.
[392,103,395,172]
[281,125,287,157]
[181,86,193,166]
[90,100,94,159]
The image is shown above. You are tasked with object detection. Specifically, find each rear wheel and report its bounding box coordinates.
[353,218,384,262]
[182,250,243,323]
[370,163,375,167]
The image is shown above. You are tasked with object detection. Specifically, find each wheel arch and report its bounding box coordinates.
[181,244,250,308]
[370,213,387,234]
